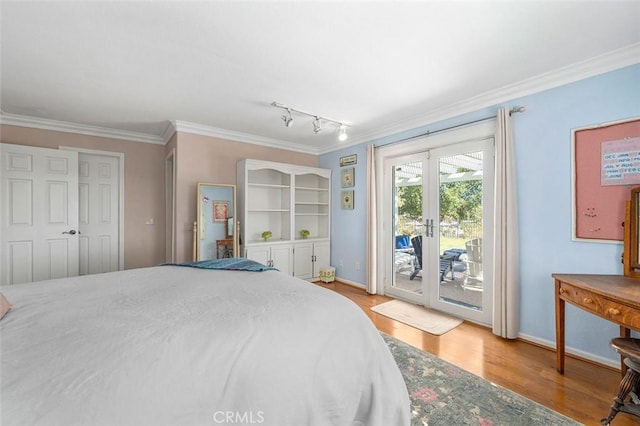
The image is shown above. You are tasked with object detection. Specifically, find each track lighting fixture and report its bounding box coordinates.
[312,117,322,134]
[282,109,294,127]
[271,101,349,141]
[338,124,348,142]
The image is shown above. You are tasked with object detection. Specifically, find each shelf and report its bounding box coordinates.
[295,186,329,191]
[249,183,290,189]
[238,160,331,273]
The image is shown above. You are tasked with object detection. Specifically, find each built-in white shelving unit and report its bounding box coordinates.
[237,159,331,279]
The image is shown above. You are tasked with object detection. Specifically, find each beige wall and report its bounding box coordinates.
[1,124,166,269]
[1,124,320,267]
[174,132,318,262]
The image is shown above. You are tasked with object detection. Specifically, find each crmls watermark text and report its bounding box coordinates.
[213,410,265,424]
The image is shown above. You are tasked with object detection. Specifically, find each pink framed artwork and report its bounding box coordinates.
[213,201,229,222]
[573,116,640,242]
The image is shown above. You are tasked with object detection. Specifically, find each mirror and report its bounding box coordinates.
[624,186,640,278]
[193,183,237,261]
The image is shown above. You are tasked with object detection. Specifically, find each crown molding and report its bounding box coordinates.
[321,42,640,154]
[0,113,166,145]
[168,120,320,154]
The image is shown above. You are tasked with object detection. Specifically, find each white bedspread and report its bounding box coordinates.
[1,266,409,426]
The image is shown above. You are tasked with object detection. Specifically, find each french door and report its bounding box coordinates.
[382,137,494,325]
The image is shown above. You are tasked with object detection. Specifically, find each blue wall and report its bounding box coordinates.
[319,63,640,363]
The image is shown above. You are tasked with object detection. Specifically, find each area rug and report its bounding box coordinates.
[371,299,462,335]
[381,333,582,426]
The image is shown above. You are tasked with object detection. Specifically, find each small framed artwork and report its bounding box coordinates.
[213,201,229,222]
[341,190,354,210]
[341,167,355,188]
[340,154,357,167]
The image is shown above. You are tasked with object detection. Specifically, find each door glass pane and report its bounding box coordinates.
[393,160,423,294]
[437,151,484,311]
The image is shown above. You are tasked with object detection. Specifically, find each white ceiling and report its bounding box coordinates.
[1,1,639,154]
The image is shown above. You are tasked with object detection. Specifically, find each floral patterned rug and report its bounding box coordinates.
[382,333,582,426]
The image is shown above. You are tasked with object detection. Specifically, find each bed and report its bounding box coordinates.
[0,263,410,425]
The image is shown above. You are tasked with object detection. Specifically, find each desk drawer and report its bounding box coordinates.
[603,300,640,329]
[558,284,603,315]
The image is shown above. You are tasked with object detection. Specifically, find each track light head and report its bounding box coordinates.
[312,117,322,134]
[271,101,349,141]
[338,124,348,142]
[282,109,294,127]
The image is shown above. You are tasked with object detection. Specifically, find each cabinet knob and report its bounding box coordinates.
[559,288,566,295]
[608,308,621,316]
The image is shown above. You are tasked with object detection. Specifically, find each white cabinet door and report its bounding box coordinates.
[245,246,270,266]
[245,244,292,275]
[293,242,313,279]
[1,143,79,285]
[312,240,331,278]
[293,240,331,280]
[270,245,292,275]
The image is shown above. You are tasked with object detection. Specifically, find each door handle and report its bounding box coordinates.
[423,219,434,238]
[62,230,80,235]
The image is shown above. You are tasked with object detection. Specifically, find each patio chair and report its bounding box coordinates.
[462,237,483,291]
[409,235,458,282]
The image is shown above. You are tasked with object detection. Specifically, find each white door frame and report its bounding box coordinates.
[425,138,494,325]
[60,146,125,271]
[382,152,429,305]
[376,120,496,321]
[165,148,176,263]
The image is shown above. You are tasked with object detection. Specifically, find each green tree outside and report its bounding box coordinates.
[396,170,482,240]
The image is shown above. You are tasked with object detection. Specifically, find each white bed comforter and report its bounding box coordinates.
[1,266,410,426]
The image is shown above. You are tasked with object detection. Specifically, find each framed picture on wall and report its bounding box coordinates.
[341,190,354,210]
[340,154,357,167]
[341,167,355,188]
[213,201,229,222]
[572,116,640,242]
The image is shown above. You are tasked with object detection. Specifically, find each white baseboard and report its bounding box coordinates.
[335,276,366,289]
[517,332,619,370]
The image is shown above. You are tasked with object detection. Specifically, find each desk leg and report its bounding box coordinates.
[620,325,631,375]
[555,279,565,374]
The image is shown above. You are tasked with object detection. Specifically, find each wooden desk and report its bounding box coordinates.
[216,238,234,258]
[553,274,640,374]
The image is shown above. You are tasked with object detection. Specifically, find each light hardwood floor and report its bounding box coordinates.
[320,281,635,426]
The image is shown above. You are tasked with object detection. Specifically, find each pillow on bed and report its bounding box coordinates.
[0,293,12,319]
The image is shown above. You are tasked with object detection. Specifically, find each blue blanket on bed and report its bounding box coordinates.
[165,258,277,272]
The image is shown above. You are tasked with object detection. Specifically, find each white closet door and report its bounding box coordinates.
[1,143,79,285]
[77,153,120,275]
